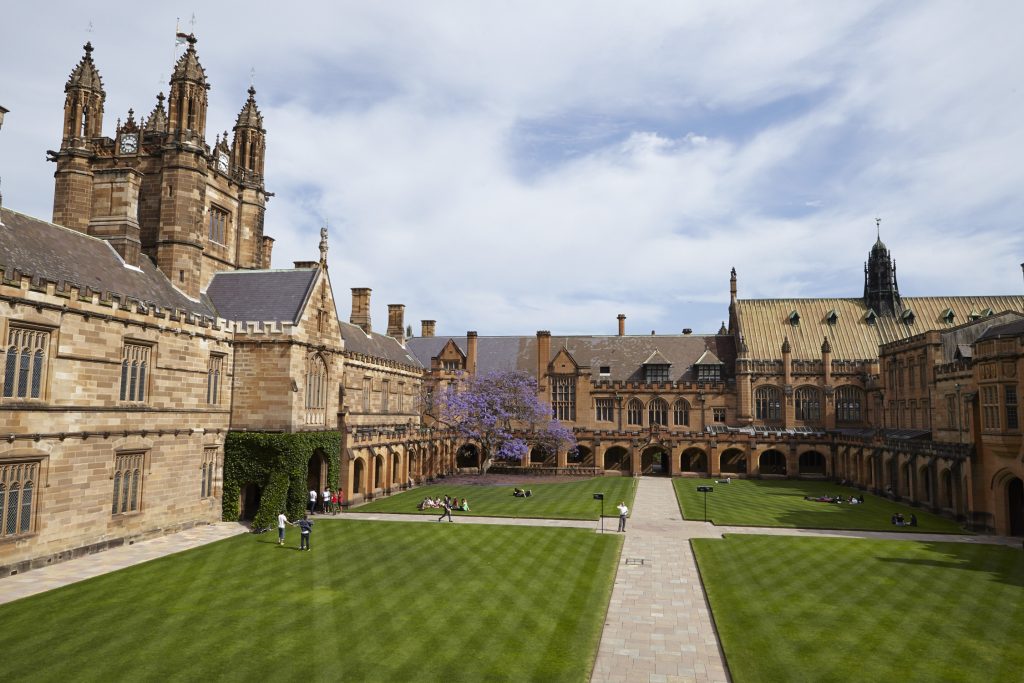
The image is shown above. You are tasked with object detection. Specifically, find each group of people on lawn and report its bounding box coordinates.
[419,495,470,513]
[804,494,864,505]
[891,512,918,527]
[308,488,344,515]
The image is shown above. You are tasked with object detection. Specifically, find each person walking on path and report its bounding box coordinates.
[292,514,313,550]
[277,511,288,546]
[616,501,629,532]
[438,498,454,523]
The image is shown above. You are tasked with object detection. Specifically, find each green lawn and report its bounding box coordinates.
[692,535,1024,683]
[0,521,621,682]
[674,478,966,533]
[355,477,637,520]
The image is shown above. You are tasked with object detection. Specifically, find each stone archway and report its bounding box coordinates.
[603,446,630,472]
[392,452,402,487]
[939,468,953,509]
[352,458,366,495]
[373,455,385,491]
[456,444,479,469]
[798,451,826,476]
[530,446,554,466]
[307,449,327,495]
[641,445,670,476]
[720,448,746,474]
[680,447,708,474]
[568,445,590,465]
[759,449,787,476]
[239,482,261,521]
[1008,477,1024,536]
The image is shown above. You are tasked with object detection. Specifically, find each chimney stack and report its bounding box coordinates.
[350,288,371,333]
[466,331,478,375]
[387,304,406,344]
[617,314,626,336]
[421,320,436,338]
[261,236,275,268]
[536,331,551,390]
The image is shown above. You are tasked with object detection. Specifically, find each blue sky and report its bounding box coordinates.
[1,1,1022,338]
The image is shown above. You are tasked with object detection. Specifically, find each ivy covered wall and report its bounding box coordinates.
[223,431,341,530]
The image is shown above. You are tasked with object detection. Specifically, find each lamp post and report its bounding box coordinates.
[593,492,605,533]
[696,485,714,522]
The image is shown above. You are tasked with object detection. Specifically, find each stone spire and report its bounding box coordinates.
[863,218,902,316]
[145,92,167,132]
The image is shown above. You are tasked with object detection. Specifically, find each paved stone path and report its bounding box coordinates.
[0,522,247,606]
[591,478,730,683]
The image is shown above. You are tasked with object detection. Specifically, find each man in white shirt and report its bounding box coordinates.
[617,502,629,532]
[277,511,288,545]
[322,488,331,514]
[308,489,317,514]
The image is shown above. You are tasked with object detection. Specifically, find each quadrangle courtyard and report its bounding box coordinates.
[1,476,1022,683]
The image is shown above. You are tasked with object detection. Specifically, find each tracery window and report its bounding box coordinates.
[112,452,144,515]
[595,398,614,422]
[119,343,151,403]
[208,205,229,244]
[305,354,328,425]
[3,327,50,399]
[982,386,1000,430]
[626,398,643,426]
[647,398,668,426]
[673,399,690,426]
[754,386,782,421]
[836,386,864,423]
[200,448,217,499]
[0,461,39,537]
[551,376,576,421]
[207,354,224,405]
[794,386,821,422]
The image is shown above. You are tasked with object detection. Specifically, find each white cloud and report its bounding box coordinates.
[1,0,1022,339]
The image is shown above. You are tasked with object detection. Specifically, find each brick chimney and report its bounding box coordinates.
[261,236,274,268]
[421,320,436,338]
[617,314,626,336]
[536,331,551,390]
[351,288,371,333]
[387,304,406,344]
[466,331,478,375]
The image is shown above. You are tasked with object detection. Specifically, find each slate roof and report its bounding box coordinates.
[406,334,736,383]
[339,321,423,368]
[736,296,1024,361]
[976,316,1024,342]
[940,312,1024,362]
[0,207,211,316]
[205,268,318,323]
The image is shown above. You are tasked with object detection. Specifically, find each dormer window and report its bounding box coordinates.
[442,360,461,371]
[901,308,915,325]
[826,310,838,325]
[981,307,994,317]
[942,309,955,324]
[645,364,669,383]
[599,366,611,377]
[789,310,800,326]
[864,309,877,326]
[968,309,981,321]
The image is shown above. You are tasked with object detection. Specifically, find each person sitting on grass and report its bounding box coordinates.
[461,498,470,512]
[514,487,525,497]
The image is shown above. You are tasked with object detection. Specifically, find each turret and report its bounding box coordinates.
[52,42,105,232]
[166,34,208,144]
[232,86,266,182]
[863,219,902,316]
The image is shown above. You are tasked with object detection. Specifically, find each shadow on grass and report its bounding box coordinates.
[877,542,1024,588]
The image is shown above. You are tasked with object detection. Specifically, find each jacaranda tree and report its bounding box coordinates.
[427,370,576,474]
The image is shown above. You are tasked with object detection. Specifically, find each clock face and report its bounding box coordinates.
[119,134,138,154]
[217,152,229,173]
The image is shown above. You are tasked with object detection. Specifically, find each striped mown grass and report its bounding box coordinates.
[675,477,965,533]
[692,535,1024,682]
[355,476,637,520]
[0,521,621,682]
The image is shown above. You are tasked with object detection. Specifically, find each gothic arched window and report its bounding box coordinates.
[305,354,328,425]
[836,386,864,423]
[627,399,643,426]
[754,386,782,422]
[673,399,690,426]
[648,398,668,426]
[794,386,822,422]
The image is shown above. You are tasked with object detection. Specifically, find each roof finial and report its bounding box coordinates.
[319,223,329,266]
[249,67,256,89]
[875,216,881,239]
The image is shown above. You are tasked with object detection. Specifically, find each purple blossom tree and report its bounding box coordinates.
[427,370,576,474]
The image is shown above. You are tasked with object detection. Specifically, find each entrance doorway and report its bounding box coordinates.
[641,446,669,475]
[239,483,261,521]
[307,450,326,495]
